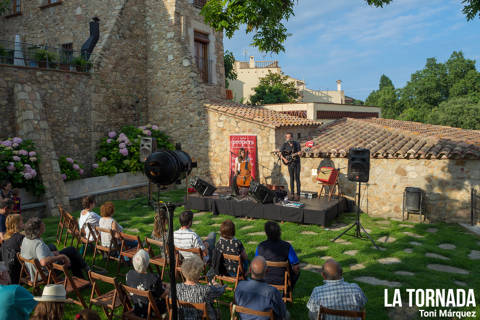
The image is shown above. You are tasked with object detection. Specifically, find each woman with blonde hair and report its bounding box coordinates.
[1,214,24,284]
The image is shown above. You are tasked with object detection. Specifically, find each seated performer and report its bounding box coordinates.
[232,148,252,196]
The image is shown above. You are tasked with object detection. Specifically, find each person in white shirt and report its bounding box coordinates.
[78,196,100,242]
[173,211,215,263]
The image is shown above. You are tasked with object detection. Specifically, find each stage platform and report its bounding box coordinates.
[185,189,347,226]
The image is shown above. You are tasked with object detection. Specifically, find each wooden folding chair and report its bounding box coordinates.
[122,284,167,320]
[56,204,67,245]
[77,223,97,259]
[117,232,143,273]
[145,237,167,280]
[92,227,121,268]
[230,304,274,320]
[215,254,245,291]
[170,298,209,320]
[16,253,49,295]
[317,306,366,320]
[265,260,292,303]
[88,271,124,320]
[174,247,207,282]
[317,167,343,201]
[47,262,90,308]
[64,211,80,247]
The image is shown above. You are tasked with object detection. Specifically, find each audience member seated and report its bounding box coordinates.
[99,201,125,248]
[255,221,300,288]
[176,255,226,320]
[1,214,25,284]
[126,249,168,318]
[20,217,89,280]
[234,256,288,320]
[174,211,215,263]
[151,206,169,256]
[307,259,367,320]
[75,309,102,320]
[213,219,248,276]
[78,195,100,242]
[30,284,69,320]
[0,200,11,242]
[0,265,37,320]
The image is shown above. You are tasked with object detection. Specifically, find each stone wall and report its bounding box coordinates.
[274,157,479,223]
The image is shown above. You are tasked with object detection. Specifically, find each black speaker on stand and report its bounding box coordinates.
[332,148,379,249]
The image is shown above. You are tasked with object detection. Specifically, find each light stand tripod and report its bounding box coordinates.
[332,181,379,249]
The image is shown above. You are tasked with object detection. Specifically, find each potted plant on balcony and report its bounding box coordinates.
[72,56,92,72]
[34,49,58,69]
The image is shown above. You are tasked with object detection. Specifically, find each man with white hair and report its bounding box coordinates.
[126,249,169,318]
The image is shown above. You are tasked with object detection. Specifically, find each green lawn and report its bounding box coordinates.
[40,189,480,319]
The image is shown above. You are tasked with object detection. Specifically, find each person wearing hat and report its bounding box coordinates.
[30,284,69,320]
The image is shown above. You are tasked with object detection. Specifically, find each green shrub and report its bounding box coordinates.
[33,49,58,63]
[59,156,84,181]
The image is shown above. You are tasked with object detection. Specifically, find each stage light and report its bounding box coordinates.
[144,150,195,185]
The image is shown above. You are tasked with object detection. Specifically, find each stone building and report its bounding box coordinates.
[0,0,227,214]
[275,118,480,223]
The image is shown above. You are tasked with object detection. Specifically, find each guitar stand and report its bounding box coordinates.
[331,182,379,249]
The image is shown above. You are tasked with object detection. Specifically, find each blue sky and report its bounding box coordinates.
[223,0,480,100]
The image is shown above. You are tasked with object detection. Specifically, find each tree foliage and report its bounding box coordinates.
[250,71,299,105]
[0,0,9,15]
[200,0,480,54]
[366,51,480,129]
[224,50,237,87]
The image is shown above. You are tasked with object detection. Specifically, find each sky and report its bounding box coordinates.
[223,0,480,100]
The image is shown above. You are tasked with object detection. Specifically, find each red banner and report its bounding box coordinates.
[229,135,257,185]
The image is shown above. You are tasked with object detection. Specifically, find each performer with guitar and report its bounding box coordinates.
[276,133,302,201]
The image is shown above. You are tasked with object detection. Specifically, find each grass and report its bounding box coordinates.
[40,189,480,319]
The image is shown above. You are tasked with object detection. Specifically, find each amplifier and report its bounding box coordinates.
[300,191,318,199]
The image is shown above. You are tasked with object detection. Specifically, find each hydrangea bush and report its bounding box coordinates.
[59,156,85,181]
[0,137,45,195]
[93,125,174,176]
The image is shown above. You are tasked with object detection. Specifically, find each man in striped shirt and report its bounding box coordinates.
[173,211,214,262]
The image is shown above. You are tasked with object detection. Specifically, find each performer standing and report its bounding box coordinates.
[279,133,301,201]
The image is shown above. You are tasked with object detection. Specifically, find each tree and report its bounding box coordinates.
[0,0,9,15]
[250,71,299,105]
[201,0,480,54]
[365,75,400,118]
[224,50,237,87]
[427,96,480,130]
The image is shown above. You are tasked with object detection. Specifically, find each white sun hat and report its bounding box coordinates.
[34,284,70,302]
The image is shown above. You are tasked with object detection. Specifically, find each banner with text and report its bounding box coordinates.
[229,135,257,185]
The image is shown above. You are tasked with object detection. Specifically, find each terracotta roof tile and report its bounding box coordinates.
[305,118,480,160]
[205,100,322,128]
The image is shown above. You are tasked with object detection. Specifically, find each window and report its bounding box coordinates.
[297,133,302,139]
[61,43,73,63]
[47,0,59,3]
[194,31,209,83]
[13,0,21,13]
[40,0,62,9]
[193,0,207,9]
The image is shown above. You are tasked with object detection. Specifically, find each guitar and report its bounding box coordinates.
[272,148,310,165]
[236,153,252,187]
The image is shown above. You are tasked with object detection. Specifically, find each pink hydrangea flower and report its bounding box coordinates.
[119,148,128,156]
[92,163,99,168]
[24,172,33,180]
[143,130,151,136]
[12,137,22,144]
[119,143,126,149]
[62,174,67,180]
[29,151,36,157]
[66,157,74,163]
[107,139,112,143]
[79,169,84,175]
[73,164,80,170]
[138,126,146,130]
[12,156,21,161]
[7,163,15,171]
[1,140,12,147]
[12,143,19,148]
[24,164,31,169]
[101,157,107,162]
[108,131,117,138]
[19,150,28,156]
[30,157,37,162]
[151,125,159,130]
[29,169,37,178]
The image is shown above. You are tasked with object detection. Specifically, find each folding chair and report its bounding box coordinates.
[64,211,80,247]
[17,253,49,295]
[56,205,67,245]
[215,254,245,291]
[145,237,167,280]
[122,284,167,320]
[316,167,343,201]
[317,306,366,320]
[174,247,207,282]
[92,227,121,268]
[88,271,124,320]
[77,223,97,259]
[117,232,143,273]
[47,262,90,308]
[265,260,292,303]
[230,304,274,320]
[170,298,209,320]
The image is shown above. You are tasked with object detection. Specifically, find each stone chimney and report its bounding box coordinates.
[249,56,255,68]
[336,80,342,91]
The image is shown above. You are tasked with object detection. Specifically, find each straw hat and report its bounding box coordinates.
[34,284,69,302]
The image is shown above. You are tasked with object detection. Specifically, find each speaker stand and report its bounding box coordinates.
[332,182,379,249]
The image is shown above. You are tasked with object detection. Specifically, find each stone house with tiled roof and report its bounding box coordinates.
[271,118,480,223]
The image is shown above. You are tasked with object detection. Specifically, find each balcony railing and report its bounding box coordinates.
[193,0,207,9]
[0,40,95,73]
[194,55,214,84]
[255,60,278,68]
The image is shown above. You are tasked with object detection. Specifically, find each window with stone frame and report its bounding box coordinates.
[194,31,210,83]
[11,0,21,14]
[61,43,73,64]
